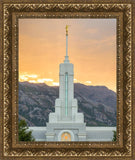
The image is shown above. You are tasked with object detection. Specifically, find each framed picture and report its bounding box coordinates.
[0,0,135,159]
[19,18,117,142]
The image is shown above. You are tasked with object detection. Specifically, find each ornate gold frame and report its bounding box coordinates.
[0,0,135,159]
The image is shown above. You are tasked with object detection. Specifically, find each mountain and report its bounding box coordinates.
[18,82,117,127]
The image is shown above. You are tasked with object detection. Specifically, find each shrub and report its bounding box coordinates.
[19,119,35,141]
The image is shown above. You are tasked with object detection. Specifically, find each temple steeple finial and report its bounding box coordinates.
[66,25,69,36]
[64,25,70,63]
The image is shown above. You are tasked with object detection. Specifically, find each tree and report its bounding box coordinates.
[112,130,116,141]
[19,119,35,141]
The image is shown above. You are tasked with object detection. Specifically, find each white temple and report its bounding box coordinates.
[28,26,116,142]
[46,25,86,141]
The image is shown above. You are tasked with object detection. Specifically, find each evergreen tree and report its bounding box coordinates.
[112,130,116,141]
[19,119,35,141]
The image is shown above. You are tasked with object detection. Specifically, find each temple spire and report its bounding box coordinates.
[64,25,70,63]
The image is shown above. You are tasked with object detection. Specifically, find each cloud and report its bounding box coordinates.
[19,75,28,81]
[37,79,46,83]
[85,81,92,84]
[52,82,59,86]
[27,74,38,78]
[19,73,38,81]
[28,80,37,83]
[19,73,59,86]
[83,81,92,85]
[37,78,53,83]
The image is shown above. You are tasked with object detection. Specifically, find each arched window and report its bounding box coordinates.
[61,132,71,141]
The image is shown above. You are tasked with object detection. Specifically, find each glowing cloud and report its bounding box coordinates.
[84,81,92,85]
[52,82,59,86]
[20,75,28,81]
[37,78,53,83]
[27,74,38,78]
[86,81,92,83]
[19,73,38,81]
[19,73,57,86]
[19,73,93,88]
[37,79,45,83]
[43,78,53,82]
[28,80,37,83]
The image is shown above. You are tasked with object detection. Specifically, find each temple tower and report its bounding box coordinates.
[46,25,86,141]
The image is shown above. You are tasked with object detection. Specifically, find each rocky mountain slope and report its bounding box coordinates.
[19,82,117,127]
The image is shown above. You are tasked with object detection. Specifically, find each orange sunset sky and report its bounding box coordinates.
[19,19,116,92]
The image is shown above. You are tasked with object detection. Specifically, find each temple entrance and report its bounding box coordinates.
[61,132,71,141]
[58,130,74,141]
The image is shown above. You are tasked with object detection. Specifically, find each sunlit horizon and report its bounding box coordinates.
[19,72,116,92]
[19,72,92,86]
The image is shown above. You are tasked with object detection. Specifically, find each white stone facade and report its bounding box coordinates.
[29,127,116,142]
[46,57,86,141]
[48,61,84,123]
